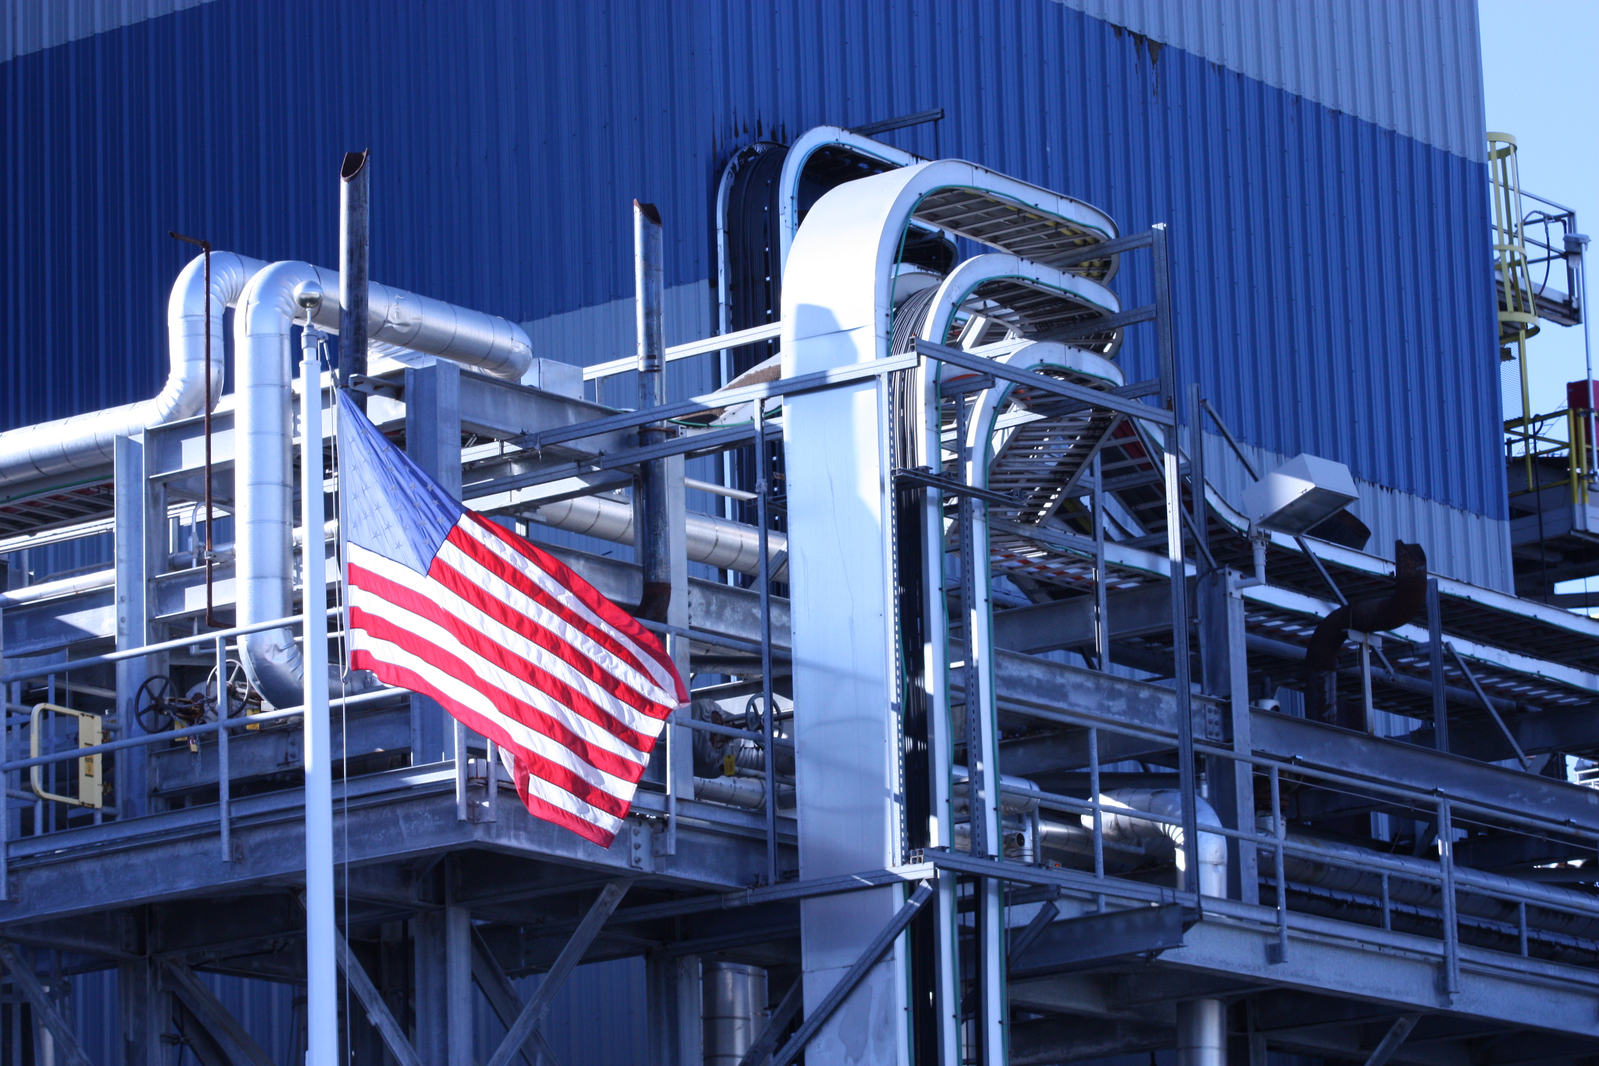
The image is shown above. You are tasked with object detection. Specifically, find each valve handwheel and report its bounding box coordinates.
[134,674,178,735]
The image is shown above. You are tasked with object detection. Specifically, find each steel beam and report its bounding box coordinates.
[113,434,152,819]
[769,881,935,1066]
[118,958,167,1066]
[446,904,475,1066]
[470,925,555,1066]
[0,943,91,1066]
[1007,904,1188,979]
[735,978,803,1066]
[992,581,1181,652]
[485,880,630,1066]
[1199,569,1259,904]
[161,960,276,1066]
[1364,1014,1422,1066]
[413,909,450,1064]
[1166,909,1599,1036]
[916,339,1175,425]
[404,359,461,767]
[991,650,1599,836]
[333,923,425,1066]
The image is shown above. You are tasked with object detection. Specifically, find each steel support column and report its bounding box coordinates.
[646,950,700,1066]
[113,434,153,819]
[1199,569,1258,905]
[404,360,462,767]
[117,957,167,1066]
[413,909,450,1063]
[446,904,475,1066]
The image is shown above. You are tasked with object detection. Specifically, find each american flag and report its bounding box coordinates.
[334,390,687,846]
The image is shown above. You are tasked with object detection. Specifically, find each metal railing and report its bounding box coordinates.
[1505,404,1593,508]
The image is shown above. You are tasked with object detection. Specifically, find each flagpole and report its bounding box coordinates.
[298,299,338,1065]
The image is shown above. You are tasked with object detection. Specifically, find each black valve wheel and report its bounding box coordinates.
[134,675,179,735]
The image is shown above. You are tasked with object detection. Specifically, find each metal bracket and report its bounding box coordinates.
[628,821,656,872]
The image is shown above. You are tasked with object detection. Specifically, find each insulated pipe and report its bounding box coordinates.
[0,251,269,485]
[693,775,794,811]
[1082,788,1227,1066]
[234,262,534,708]
[1086,788,1228,898]
[527,495,789,581]
[1175,1000,1226,1066]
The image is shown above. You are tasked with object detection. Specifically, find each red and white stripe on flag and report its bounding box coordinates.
[346,512,687,846]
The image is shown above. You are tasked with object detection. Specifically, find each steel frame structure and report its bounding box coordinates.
[0,149,1595,1065]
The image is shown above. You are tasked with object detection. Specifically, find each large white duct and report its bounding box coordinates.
[235,261,534,709]
[1089,788,1228,898]
[528,495,788,581]
[1079,789,1228,1066]
[0,251,269,485]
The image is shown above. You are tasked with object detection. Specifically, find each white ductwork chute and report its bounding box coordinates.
[0,251,270,485]
[233,260,534,709]
[781,157,1119,1065]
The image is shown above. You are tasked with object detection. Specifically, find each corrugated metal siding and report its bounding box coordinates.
[0,0,1502,515]
[70,969,299,1065]
[2,0,220,63]
[1051,0,1487,161]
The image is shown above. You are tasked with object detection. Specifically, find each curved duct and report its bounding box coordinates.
[234,261,535,708]
[1070,788,1229,1066]
[914,253,1122,363]
[528,495,788,581]
[1087,789,1228,899]
[775,126,920,270]
[0,251,269,485]
[1305,540,1428,727]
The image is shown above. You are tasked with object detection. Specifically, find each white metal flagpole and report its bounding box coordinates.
[299,306,337,1064]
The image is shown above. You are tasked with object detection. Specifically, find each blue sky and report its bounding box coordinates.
[1480,0,1599,415]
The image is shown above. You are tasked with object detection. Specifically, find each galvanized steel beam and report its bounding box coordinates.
[161,960,276,1066]
[333,922,425,1066]
[0,942,92,1066]
[485,880,630,1066]
[470,925,553,1066]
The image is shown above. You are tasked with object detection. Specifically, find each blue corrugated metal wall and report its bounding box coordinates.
[0,0,1501,518]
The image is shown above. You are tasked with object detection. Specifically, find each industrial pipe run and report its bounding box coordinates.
[232,260,534,708]
[527,494,789,581]
[0,251,268,484]
[1028,790,1227,1066]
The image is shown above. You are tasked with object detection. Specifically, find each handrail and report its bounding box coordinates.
[0,609,335,686]
[582,321,783,382]
[1,686,405,776]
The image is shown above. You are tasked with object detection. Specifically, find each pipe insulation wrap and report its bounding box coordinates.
[234,261,535,708]
[529,494,788,581]
[0,251,269,484]
[1083,789,1228,898]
